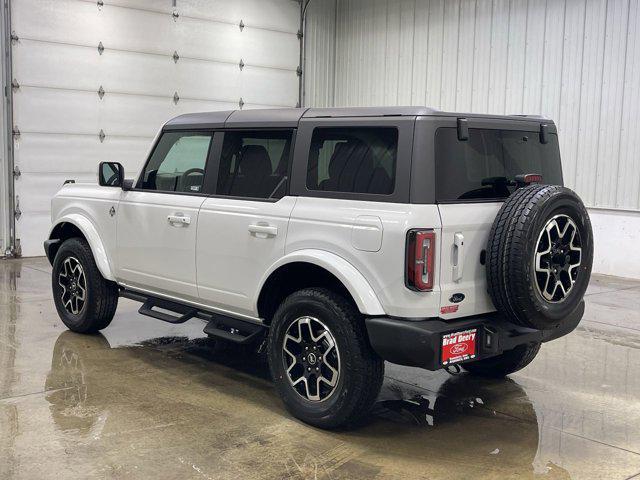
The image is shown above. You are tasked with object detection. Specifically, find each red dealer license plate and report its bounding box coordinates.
[441,328,477,365]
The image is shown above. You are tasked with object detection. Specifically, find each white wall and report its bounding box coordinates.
[305,0,640,278]
[589,208,640,279]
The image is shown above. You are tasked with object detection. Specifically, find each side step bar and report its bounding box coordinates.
[119,289,267,343]
[203,316,265,344]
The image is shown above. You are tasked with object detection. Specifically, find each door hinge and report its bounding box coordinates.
[99,129,106,143]
[98,85,105,99]
[13,165,20,178]
[14,195,21,221]
[172,50,179,63]
[297,29,303,40]
[98,41,104,55]
[11,79,19,90]
[239,20,245,31]
[10,31,18,43]
[173,91,180,105]
[12,126,20,139]
[239,58,245,71]
[238,97,245,109]
[296,66,302,77]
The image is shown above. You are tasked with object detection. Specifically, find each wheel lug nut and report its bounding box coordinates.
[308,367,311,371]
[302,357,306,361]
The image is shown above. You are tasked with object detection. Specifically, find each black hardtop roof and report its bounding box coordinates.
[164,107,552,130]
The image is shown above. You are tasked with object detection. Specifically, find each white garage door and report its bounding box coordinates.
[10,0,300,256]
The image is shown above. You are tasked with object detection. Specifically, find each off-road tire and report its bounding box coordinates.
[486,184,593,330]
[52,238,118,333]
[268,288,384,429]
[463,342,541,377]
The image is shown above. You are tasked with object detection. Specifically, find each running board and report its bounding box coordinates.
[119,289,267,344]
[203,316,265,344]
[120,289,204,324]
[139,298,197,324]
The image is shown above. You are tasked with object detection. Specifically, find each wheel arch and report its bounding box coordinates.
[47,214,115,281]
[256,250,385,323]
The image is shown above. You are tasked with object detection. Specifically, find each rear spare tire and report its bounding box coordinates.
[486,184,593,330]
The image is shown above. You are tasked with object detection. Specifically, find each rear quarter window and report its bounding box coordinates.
[306,127,397,195]
[435,127,563,202]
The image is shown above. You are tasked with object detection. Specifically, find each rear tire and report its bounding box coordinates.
[463,342,541,377]
[52,238,118,334]
[268,288,384,429]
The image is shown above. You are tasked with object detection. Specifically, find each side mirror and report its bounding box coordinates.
[98,162,124,187]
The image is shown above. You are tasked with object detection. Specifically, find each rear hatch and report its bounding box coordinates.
[434,117,563,319]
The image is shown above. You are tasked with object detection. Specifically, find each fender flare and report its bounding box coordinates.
[257,249,385,316]
[47,214,115,281]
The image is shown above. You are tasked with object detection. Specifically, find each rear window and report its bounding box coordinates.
[306,127,397,195]
[435,127,563,202]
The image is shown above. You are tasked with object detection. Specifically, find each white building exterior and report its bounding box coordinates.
[304,0,640,278]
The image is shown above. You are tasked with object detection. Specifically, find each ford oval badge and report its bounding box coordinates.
[449,293,465,304]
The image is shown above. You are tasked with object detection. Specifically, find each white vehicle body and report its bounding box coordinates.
[48,107,562,324]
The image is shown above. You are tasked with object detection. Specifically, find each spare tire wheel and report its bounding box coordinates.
[486,184,593,330]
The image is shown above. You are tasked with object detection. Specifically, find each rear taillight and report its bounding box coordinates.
[406,229,435,291]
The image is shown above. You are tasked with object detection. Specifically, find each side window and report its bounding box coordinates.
[139,132,212,193]
[306,127,397,195]
[216,130,293,199]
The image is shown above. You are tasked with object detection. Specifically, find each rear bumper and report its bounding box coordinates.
[365,301,584,370]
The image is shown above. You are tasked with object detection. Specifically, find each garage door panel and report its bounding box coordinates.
[176,61,241,100]
[14,89,101,135]
[105,0,174,14]
[16,214,55,259]
[13,42,179,97]
[176,19,298,70]
[14,0,104,48]
[172,98,241,115]
[176,62,297,106]
[14,88,177,137]
[16,172,97,217]
[180,0,299,34]
[240,67,298,106]
[96,0,299,35]
[235,28,299,69]
[15,135,151,175]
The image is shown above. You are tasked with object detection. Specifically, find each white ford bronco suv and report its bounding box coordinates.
[46,107,593,429]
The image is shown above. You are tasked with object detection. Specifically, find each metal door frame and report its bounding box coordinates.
[1,0,16,257]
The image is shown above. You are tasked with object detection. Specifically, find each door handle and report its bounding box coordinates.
[167,214,191,226]
[248,223,278,237]
[453,232,464,282]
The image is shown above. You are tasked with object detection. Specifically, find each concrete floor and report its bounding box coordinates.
[0,258,639,480]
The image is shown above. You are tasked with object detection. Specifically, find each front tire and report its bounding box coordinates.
[268,288,384,429]
[463,342,541,378]
[52,238,118,334]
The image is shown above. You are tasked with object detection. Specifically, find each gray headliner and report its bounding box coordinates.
[163,107,553,131]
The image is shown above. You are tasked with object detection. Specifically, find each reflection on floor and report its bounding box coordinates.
[1,257,640,479]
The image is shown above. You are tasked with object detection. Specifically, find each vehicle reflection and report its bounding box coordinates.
[44,330,570,478]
